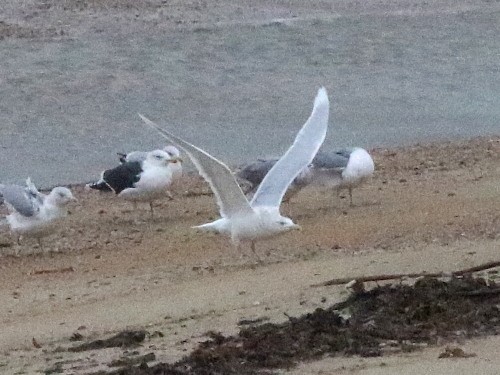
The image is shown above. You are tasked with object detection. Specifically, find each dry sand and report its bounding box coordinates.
[0,136,499,374]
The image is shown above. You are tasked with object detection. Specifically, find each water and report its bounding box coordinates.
[0,8,499,188]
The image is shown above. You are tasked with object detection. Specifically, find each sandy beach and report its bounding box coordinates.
[0,1,499,373]
[0,137,499,374]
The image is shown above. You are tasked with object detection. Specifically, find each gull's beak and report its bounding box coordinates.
[70,196,80,206]
[293,224,302,231]
[168,156,183,164]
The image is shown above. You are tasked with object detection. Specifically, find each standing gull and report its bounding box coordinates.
[116,145,183,198]
[87,149,182,215]
[237,147,374,206]
[0,178,76,251]
[138,87,329,256]
[236,159,313,201]
[312,147,374,206]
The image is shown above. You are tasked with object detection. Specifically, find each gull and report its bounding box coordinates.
[312,147,375,206]
[138,87,329,256]
[237,147,374,206]
[116,145,183,198]
[87,149,182,215]
[0,178,76,251]
[117,146,183,180]
[236,159,313,201]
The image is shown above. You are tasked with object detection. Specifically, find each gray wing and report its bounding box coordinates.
[251,87,330,208]
[236,159,278,188]
[0,183,41,217]
[313,150,351,169]
[138,114,254,218]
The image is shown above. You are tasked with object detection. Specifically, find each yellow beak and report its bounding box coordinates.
[168,156,183,164]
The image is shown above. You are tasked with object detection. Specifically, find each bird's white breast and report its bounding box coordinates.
[199,207,288,243]
[342,149,374,186]
[7,203,65,237]
[119,166,173,201]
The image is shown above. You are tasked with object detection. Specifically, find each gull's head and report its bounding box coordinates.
[163,145,181,159]
[276,217,301,232]
[146,149,182,167]
[49,187,76,206]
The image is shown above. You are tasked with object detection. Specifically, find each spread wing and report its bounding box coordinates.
[251,87,330,208]
[138,114,253,218]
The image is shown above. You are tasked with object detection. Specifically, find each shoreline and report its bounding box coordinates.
[36,134,500,191]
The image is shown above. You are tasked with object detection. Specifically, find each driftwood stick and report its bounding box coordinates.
[452,261,500,275]
[29,266,75,275]
[311,260,500,287]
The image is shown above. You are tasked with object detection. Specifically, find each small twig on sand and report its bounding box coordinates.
[311,260,500,287]
[29,266,75,275]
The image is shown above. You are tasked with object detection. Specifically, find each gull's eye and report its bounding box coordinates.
[58,192,65,197]
[279,221,286,226]
[154,154,163,160]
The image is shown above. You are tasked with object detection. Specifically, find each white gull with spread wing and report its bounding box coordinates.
[138,87,329,254]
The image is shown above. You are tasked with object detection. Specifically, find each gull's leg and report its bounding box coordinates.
[231,237,248,260]
[348,187,354,207]
[235,242,245,260]
[37,238,44,253]
[250,241,263,263]
[166,191,174,201]
[149,201,155,218]
[12,234,21,257]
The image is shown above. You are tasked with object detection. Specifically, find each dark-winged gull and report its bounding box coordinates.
[0,178,76,251]
[237,147,374,206]
[100,146,183,198]
[87,149,182,215]
[138,87,329,257]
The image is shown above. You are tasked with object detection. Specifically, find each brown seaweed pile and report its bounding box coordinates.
[90,276,500,375]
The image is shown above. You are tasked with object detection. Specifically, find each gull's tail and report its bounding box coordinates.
[86,171,113,192]
[86,181,113,192]
[192,218,227,234]
[117,152,128,163]
[25,177,40,195]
